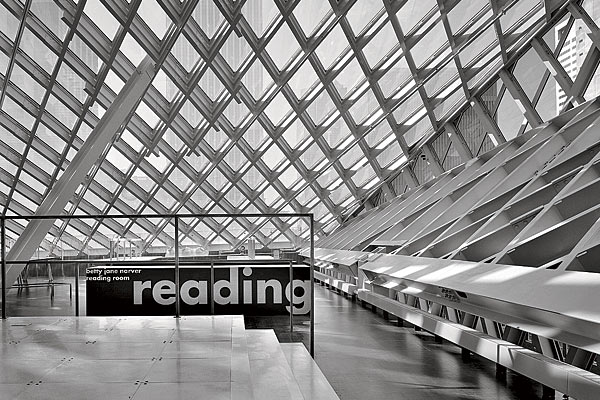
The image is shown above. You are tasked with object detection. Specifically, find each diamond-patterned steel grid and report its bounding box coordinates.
[0,0,598,256]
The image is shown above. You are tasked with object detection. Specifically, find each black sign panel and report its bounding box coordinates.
[86,265,310,316]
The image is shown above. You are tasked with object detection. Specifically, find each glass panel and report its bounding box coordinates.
[192,1,224,38]
[242,0,280,38]
[264,92,293,124]
[199,68,225,100]
[48,95,78,130]
[378,57,412,98]
[220,32,252,71]
[447,0,489,34]
[223,146,247,171]
[362,23,398,68]
[180,100,204,127]
[347,0,382,36]
[0,4,19,40]
[57,62,88,104]
[396,0,437,35]
[3,96,35,130]
[293,0,331,37]
[410,22,447,68]
[121,33,146,66]
[84,0,120,40]
[11,65,45,105]
[500,0,542,33]
[222,100,250,127]
[348,89,378,124]
[376,141,402,168]
[31,0,68,41]
[333,58,366,98]
[243,58,274,100]
[306,91,336,125]
[324,119,351,149]
[315,25,348,69]
[20,28,57,73]
[153,68,178,102]
[458,24,496,67]
[265,23,300,71]
[172,33,200,72]
[282,121,310,149]
[138,0,169,40]
[204,128,227,151]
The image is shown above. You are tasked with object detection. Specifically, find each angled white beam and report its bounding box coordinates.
[498,69,543,128]
[421,145,445,177]
[531,37,580,103]
[444,122,473,162]
[4,57,156,286]
[471,97,506,145]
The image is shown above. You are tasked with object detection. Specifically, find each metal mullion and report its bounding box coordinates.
[0,112,31,147]
[156,0,183,24]
[6,176,43,206]
[489,0,509,64]
[0,36,53,88]
[2,0,85,217]
[498,69,543,127]
[66,17,112,63]
[278,101,355,213]
[232,37,361,217]
[436,0,472,107]
[48,215,98,254]
[50,83,87,118]
[55,0,195,252]
[2,82,41,121]
[182,0,363,217]
[381,1,440,139]
[567,2,600,50]
[287,3,392,199]
[110,2,171,63]
[3,0,62,56]
[139,23,239,153]
[0,143,25,172]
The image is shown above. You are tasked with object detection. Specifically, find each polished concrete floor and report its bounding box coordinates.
[0,315,338,400]
[1,278,567,399]
[306,286,565,400]
[0,315,253,400]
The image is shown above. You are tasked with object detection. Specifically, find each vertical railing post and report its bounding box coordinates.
[174,216,180,318]
[74,263,79,316]
[210,261,215,315]
[289,260,293,335]
[309,214,315,357]
[1,217,6,319]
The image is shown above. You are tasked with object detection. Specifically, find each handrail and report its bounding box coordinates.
[0,212,316,357]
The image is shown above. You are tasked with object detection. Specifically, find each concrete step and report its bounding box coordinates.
[245,329,305,400]
[280,343,340,400]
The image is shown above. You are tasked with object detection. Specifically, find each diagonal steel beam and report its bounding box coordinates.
[4,56,156,286]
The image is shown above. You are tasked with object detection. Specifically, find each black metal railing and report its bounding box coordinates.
[0,212,316,356]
